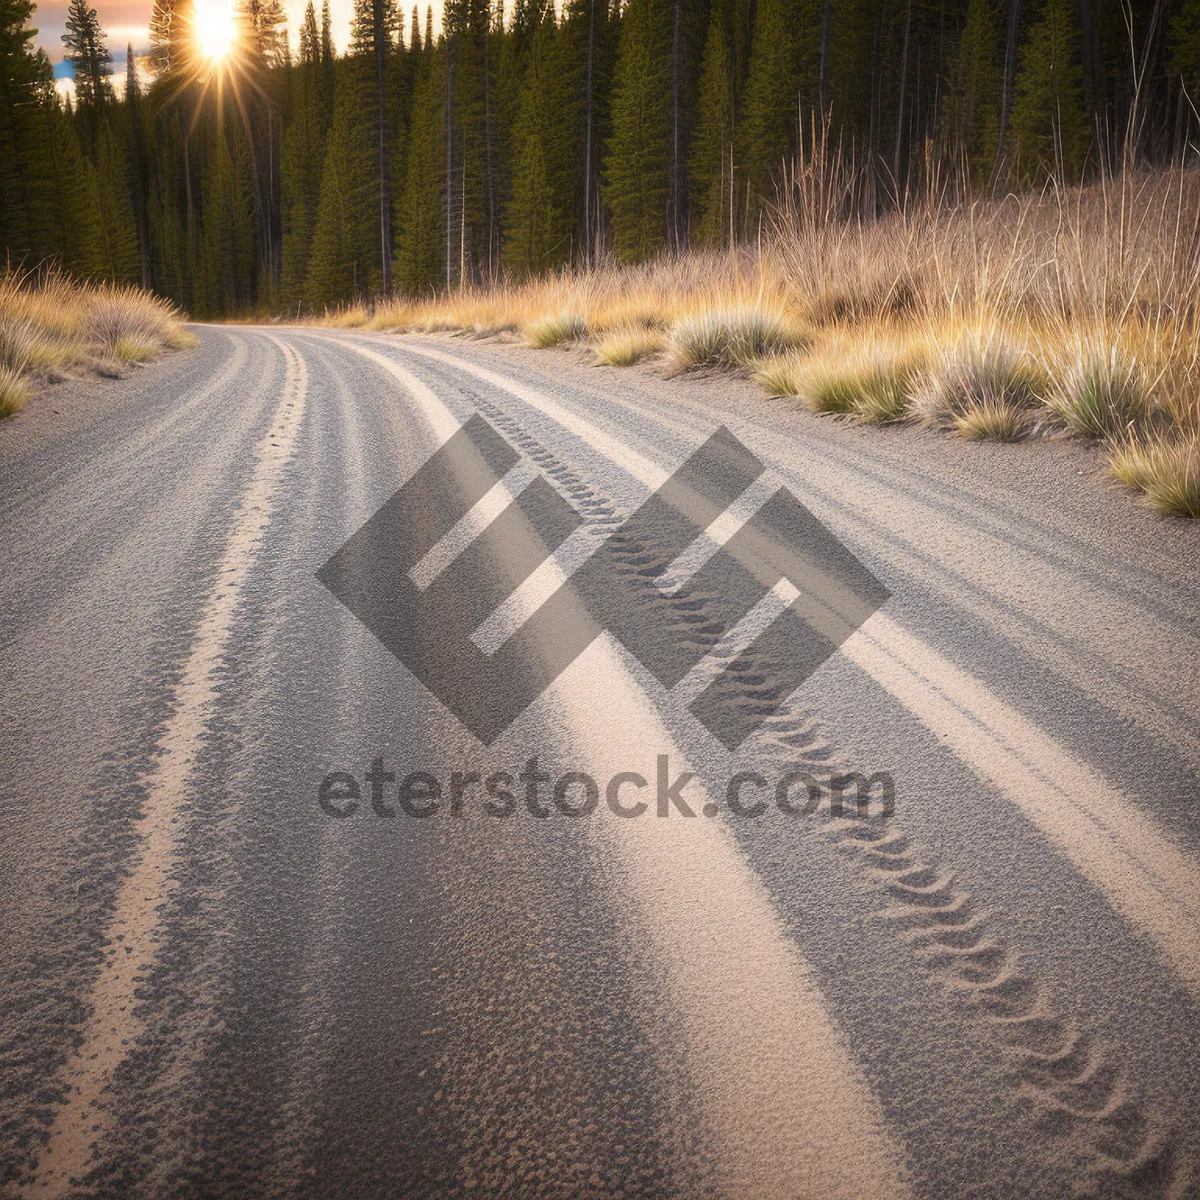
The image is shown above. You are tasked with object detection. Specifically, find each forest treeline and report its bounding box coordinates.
[3,0,1200,316]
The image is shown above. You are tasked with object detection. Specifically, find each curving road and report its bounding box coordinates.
[2,325,1199,1198]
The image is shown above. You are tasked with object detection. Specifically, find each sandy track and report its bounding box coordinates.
[1,325,1198,1198]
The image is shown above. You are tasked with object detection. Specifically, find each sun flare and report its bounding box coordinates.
[192,0,238,63]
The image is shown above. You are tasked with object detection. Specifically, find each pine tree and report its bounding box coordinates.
[350,0,401,292]
[240,0,287,65]
[0,0,49,264]
[61,0,112,152]
[124,47,152,285]
[689,0,734,246]
[281,2,326,307]
[386,6,416,241]
[738,0,816,217]
[662,0,708,250]
[949,0,1004,185]
[149,0,193,77]
[90,115,140,281]
[1008,0,1089,182]
[1168,0,1200,95]
[504,5,576,275]
[305,67,379,305]
[562,0,618,263]
[442,0,495,283]
[61,0,112,105]
[319,0,335,127]
[825,0,873,136]
[394,43,445,291]
[236,0,289,302]
[198,121,257,313]
[35,92,104,275]
[604,0,672,261]
[494,0,542,251]
[298,0,318,64]
[146,103,190,305]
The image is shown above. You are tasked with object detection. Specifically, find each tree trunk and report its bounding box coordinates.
[991,0,1021,188]
[373,0,392,294]
[445,45,456,290]
[818,0,831,115]
[584,0,595,265]
[670,0,682,250]
[893,0,912,186]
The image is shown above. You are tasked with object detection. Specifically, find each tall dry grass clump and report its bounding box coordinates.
[0,270,192,419]
[594,326,666,366]
[765,143,1200,508]
[1106,437,1200,518]
[915,333,1046,440]
[526,309,589,347]
[320,135,1200,517]
[667,307,803,371]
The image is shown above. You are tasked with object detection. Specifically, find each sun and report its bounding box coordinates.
[192,0,238,63]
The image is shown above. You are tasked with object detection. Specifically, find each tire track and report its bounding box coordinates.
[460,403,1186,1194]
[364,335,1192,1198]
[383,337,1200,997]
[21,336,308,1198]
[322,335,915,1200]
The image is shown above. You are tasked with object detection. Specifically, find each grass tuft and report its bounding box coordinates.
[798,365,866,414]
[0,317,38,375]
[750,353,808,396]
[1045,343,1151,439]
[526,309,589,348]
[953,400,1029,441]
[84,290,177,357]
[1106,438,1200,517]
[114,334,161,363]
[758,337,923,422]
[916,335,1042,440]
[668,308,802,371]
[168,328,200,350]
[0,269,188,418]
[0,364,32,417]
[594,326,665,366]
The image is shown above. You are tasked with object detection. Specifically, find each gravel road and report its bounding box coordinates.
[2,325,1199,1198]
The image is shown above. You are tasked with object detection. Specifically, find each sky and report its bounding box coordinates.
[32,0,444,71]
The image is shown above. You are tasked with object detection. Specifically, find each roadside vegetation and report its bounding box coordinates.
[328,158,1200,519]
[0,271,192,419]
[5,0,1194,512]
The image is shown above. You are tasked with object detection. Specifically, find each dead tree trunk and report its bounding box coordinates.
[893,0,912,187]
[991,0,1021,188]
[372,0,392,293]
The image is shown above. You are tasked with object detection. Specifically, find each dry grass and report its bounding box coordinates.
[751,353,807,397]
[915,333,1045,437]
[1107,437,1200,517]
[773,330,928,423]
[594,326,666,366]
[1044,339,1154,440]
[114,334,162,363]
[667,307,804,372]
[0,364,32,417]
[0,270,189,419]
[315,155,1200,517]
[952,400,1030,441]
[526,309,589,348]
